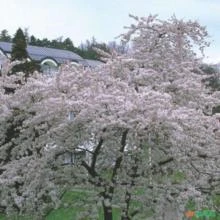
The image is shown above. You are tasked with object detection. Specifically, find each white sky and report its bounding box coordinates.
[0,0,220,63]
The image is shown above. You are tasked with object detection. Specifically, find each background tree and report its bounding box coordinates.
[201,63,220,91]
[62,38,74,50]
[200,63,220,114]
[29,35,37,45]
[79,37,110,60]
[11,28,28,61]
[108,41,129,54]
[0,29,11,42]
[10,28,40,77]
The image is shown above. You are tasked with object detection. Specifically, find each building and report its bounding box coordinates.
[0,41,103,74]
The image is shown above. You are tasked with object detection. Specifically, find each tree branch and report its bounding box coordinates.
[158,157,174,166]
[111,129,129,182]
[91,137,104,170]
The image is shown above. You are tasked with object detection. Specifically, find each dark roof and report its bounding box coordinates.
[0,41,84,64]
[85,59,104,67]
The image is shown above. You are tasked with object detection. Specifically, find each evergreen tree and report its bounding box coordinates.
[11,28,28,61]
[29,35,37,45]
[11,28,40,77]
[0,29,11,42]
[63,37,74,50]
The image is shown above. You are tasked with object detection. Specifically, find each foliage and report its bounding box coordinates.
[200,64,220,114]
[78,37,110,60]
[0,30,11,42]
[9,28,40,77]
[10,61,41,78]
[11,28,28,61]
[201,64,220,91]
[0,189,122,220]
[0,15,220,220]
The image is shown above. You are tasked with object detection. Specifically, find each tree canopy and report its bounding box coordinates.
[11,28,28,61]
[0,15,219,220]
[0,29,11,42]
[9,28,40,77]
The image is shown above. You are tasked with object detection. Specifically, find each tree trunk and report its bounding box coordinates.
[121,189,131,220]
[103,204,113,220]
[121,215,131,220]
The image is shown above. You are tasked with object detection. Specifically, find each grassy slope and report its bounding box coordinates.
[0,190,121,220]
[0,180,219,220]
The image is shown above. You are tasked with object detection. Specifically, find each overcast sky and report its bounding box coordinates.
[0,0,220,63]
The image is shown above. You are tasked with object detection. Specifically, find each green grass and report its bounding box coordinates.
[185,198,220,220]
[0,189,121,220]
[46,189,121,220]
[46,208,78,220]
[0,189,219,220]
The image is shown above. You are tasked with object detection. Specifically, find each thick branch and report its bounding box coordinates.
[81,160,98,177]
[77,147,93,154]
[81,160,105,188]
[111,129,129,182]
[81,134,105,186]
[91,137,104,170]
[158,157,174,166]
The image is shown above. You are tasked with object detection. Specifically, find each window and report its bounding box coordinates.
[68,111,75,121]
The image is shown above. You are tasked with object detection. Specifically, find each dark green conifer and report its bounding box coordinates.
[10,28,40,77]
[11,28,28,61]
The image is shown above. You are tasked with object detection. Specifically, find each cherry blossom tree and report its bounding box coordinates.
[0,60,61,217]
[0,15,219,220]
